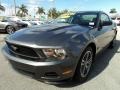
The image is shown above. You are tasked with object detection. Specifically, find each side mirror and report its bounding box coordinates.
[101,21,112,26]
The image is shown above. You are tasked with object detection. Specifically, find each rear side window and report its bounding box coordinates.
[101,14,110,22]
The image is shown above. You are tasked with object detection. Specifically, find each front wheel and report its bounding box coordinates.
[6,26,15,34]
[74,47,94,83]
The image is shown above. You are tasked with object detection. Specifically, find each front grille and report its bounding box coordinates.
[6,42,41,61]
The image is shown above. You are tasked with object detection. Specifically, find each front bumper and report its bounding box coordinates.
[2,46,76,84]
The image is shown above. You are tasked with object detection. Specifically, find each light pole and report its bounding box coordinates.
[14,0,16,16]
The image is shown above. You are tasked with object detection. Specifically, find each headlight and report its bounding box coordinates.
[42,48,66,60]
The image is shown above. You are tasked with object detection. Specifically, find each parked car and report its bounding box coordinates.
[111,17,120,25]
[21,19,33,27]
[7,16,33,27]
[30,20,44,25]
[56,12,75,23]
[45,17,70,24]
[3,11,117,84]
[46,13,75,24]
[52,17,73,23]
[0,16,28,34]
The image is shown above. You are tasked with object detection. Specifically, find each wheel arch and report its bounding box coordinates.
[5,25,16,33]
[87,42,96,57]
[73,42,97,80]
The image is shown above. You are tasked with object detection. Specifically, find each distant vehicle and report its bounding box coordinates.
[0,16,28,34]
[53,17,72,23]
[111,17,120,25]
[113,22,118,30]
[9,16,33,27]
[3,11,117,84]
[45,17,72,24]
[21,19,33,27]
[56,13,75,22]
[30,20,44,25]
[46,13,75,24]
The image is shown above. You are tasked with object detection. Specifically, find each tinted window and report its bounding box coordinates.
[101,14,110,22]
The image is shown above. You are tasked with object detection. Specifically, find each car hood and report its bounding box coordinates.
[6,23,90,47]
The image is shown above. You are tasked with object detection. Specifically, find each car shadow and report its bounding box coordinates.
[55,40,120,88]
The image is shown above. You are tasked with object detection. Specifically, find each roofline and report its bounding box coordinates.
[76,11,105,14]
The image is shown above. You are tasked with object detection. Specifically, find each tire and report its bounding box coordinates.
[6,25,15,34]
[74,47,94,83]
[108,40,114,49]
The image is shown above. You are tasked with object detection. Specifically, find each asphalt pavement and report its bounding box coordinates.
[0,28,120,90]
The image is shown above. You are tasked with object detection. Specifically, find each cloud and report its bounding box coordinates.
[28,0,45,4]
[0,3,14,16]
[27,0,48,16]
[29,0,38,4]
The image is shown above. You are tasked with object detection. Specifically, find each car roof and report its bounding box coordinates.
[76,11,104,14]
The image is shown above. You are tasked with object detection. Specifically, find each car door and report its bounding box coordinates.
[101,13,115,45]
[94,13,114,52]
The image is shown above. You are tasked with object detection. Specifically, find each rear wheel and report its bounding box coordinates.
[6,26,15,34]
[74,47,94,83]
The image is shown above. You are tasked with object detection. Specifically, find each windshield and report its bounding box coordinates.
[67,13,98,27]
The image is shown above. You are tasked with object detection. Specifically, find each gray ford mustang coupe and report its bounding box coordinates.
[3,11,117,84]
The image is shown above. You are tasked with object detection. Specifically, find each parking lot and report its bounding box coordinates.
[0,28,120,90]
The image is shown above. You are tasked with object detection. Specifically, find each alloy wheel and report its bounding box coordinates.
[6,26,15,34]
[80,50,93,78]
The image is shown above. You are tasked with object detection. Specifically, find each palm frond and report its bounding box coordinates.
[0,5,5,11]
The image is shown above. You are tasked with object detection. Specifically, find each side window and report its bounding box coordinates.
[101,14,110,22]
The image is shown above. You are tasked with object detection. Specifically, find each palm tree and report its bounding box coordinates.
[17,4,28,17]
[48,8,59,19]
[36,7,45,15]
[61,9,69,14]
[0,5,5,11]
[110,8,117,13]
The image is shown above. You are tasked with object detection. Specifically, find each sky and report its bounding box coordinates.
[1,0,120,16]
